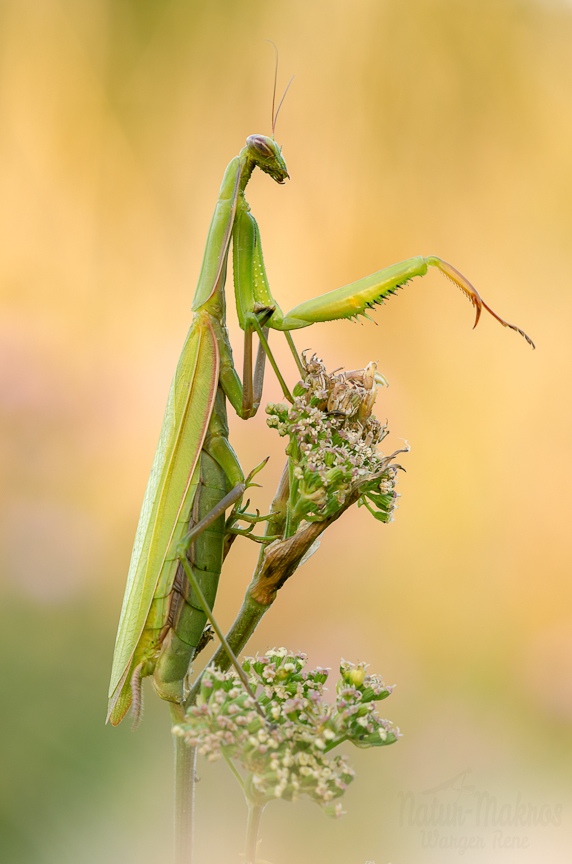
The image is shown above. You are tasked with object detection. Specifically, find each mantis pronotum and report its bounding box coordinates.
[107,74,533,728]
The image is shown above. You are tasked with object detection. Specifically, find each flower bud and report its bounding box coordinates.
[348,663,367,688]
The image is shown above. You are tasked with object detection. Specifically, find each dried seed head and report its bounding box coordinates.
[267,354,407,527]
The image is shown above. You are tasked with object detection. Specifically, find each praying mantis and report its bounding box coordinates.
[107,91,534,728]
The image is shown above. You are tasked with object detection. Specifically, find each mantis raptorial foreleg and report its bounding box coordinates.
[231,163,533,401]
[274,254,535,346]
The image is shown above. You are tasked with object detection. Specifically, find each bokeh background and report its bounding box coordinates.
[1,1,571,862]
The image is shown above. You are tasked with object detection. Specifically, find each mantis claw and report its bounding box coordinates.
[229,507,279,526]
[426,256,535,348]
[245,456,270,487]
[227,527,280,544]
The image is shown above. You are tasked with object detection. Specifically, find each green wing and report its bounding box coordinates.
[107,311,219,722]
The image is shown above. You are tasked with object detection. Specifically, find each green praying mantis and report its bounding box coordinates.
[107,88,534,728]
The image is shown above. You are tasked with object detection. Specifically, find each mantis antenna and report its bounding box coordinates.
[267,39,295,137]
[273,75,295,136]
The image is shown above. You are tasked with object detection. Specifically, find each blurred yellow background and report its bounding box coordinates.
[1,1,571,862]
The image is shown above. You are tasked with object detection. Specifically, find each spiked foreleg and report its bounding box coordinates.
[233,204,284,329]
[276,255,534,347]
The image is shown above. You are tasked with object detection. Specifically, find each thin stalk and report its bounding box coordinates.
[245,801,266,864]
[283,454,295,539]
[249,316,293,403]
[177,554,266,720]
[186,592,268,706]
[324,734,348,753]
[285,330,304,376]
[212,594,268,669]
[171,704,195,864]
[222,750,245,790]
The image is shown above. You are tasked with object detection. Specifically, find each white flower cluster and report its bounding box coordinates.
[173,650,400,817]
[266,354,404,526]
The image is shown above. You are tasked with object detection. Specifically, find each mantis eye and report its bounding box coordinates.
[246,135,274,157]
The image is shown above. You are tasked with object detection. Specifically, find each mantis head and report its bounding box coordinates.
[246,134,289,184]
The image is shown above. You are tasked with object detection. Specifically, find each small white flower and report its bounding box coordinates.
[266,647,288,658]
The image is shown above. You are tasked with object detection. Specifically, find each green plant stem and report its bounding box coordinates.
[171,704,195,864]
[245,800,266,864]
[223,749,245,790]
[324,734,348,753]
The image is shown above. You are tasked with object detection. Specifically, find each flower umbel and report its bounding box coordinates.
[266,352,407,530]
[173,652,400,817]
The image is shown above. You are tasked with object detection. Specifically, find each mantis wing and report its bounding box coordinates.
[107,311,219,722]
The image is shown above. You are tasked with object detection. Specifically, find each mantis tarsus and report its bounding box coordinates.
[107,94,534,728]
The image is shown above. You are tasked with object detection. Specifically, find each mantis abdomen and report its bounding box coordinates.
[152,448,226,703]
